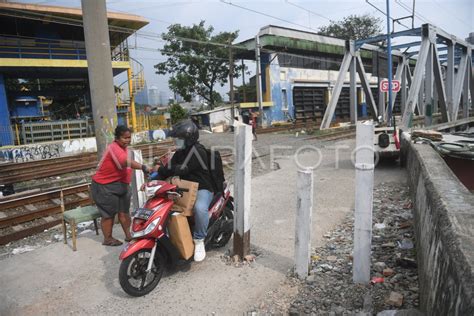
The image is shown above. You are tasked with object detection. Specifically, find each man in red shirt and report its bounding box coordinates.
[91,126,149,246]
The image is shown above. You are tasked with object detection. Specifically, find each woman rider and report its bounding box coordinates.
[91,125,149,246]
[156,120,214,262]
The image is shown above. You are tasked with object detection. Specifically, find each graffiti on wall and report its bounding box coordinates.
[1,144,61,163]
[0,137,97,163]
[62,138,96,153]
[131,131,150,145]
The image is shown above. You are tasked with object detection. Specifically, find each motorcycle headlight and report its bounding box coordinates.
[131,217,161,238]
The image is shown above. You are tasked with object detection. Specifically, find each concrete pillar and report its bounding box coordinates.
[233,123,252,259]
[0,74,13,146]
[353,121,374,284]
[81,0,118,157]
[294,168,314,279]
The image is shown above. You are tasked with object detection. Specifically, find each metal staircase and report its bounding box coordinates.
[116,56,148,130]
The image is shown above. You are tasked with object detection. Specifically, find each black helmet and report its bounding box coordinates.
[167,119,199,146]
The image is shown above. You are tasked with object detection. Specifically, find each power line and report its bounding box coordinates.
[395,0,434,25]
[219,0,319,32]
[365,0,411,30]
[432,0,471,28]
[284,0,331,22]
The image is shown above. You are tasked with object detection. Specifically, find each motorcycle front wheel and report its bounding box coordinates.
[119,249,165,297]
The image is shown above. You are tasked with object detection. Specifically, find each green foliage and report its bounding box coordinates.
[155,21,244,109]
[318,14,383,40]
[169,103,187,124]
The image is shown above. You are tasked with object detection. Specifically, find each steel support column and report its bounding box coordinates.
[401,61,407,115]
[433,46,450,122]
[401,37,430,128]
[350,57,357,124]
[462,57,470,119]
[321,50,352,129]
[452,51,468,120]
[424,45,433,126]
[355,55,378,120]
[446,40,455,118]
[386,58,403,119]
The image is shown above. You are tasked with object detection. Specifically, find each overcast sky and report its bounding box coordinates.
[19,0,474,100]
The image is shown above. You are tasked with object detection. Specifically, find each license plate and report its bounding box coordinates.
[133,208,154,220]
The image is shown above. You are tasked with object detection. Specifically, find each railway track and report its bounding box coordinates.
[304,128,356,141]
[0,183,91,245]
[0,141,175,185]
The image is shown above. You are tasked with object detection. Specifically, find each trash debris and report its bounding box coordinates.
[374,223,386,230]
[77,221,94,229]
[311,255,320,261]
[374,262,387,273]
[382,242,397,248]
[326,255,337,262]
[244,254,256,262]
[53,234,64,241]
[79,229,93,235]
[383,268,395,277]
[371,277,385,284]
[319,264,333,271]
[398,221,413,229]
[396,257,417,268]
[385,291,404,307]
[12,245,37,255]
[397,239,414,250]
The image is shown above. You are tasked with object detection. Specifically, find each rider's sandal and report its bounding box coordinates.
[124,237,133,242]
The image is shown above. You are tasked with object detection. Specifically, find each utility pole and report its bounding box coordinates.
[242,59,247,102]
[81,0,117,157]
[255,34,264,127]
[386,0,393,126]
[229,41,235,127]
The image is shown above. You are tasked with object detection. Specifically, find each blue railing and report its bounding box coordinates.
[0,35,128,61]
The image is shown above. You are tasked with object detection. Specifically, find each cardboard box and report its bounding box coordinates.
[170,177,199,217]
[168,213,194,260]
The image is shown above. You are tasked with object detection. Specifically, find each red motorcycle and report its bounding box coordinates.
[118,180,234,297]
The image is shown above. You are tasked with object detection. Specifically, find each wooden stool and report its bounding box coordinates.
[60,190,100,251]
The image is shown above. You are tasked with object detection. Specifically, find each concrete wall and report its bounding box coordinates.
[0,137,97,163]
[404,137,474,315]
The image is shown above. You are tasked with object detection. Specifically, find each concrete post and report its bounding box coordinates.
[81,0,118,157]
[353,121,374,284]
[233,123,252,259]
[294,168,313,279]
[130,150,146,211]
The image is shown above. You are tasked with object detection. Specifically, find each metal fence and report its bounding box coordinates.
[21,120,90,144]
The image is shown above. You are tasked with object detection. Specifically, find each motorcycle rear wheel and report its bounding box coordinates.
[119,249,165,297]
[207,203,234,249]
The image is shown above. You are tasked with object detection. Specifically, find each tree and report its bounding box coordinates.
[318,14,382,40]
[155,21,244,109]
[169,102,187,124]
